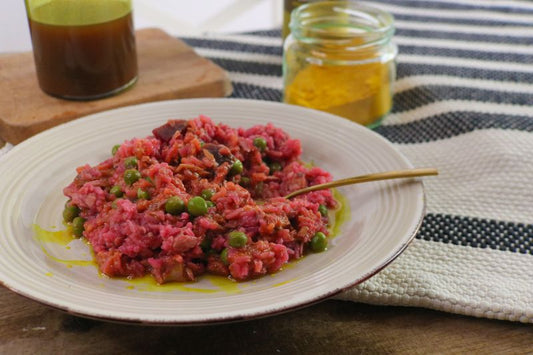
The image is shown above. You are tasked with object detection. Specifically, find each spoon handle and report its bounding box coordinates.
[285,167,438,199]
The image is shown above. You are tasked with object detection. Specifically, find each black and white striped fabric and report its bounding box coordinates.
[1,0,531,323]
[182,1,533,323]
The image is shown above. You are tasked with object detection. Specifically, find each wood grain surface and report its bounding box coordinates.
[0,28,232,144]
[1,286,531,354]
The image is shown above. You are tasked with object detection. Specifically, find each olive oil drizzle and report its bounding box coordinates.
[124,275,234,294]
[33,224,95,268]
[330,188,350,238]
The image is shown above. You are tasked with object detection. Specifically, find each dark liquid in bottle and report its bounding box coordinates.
[28,10,137,99]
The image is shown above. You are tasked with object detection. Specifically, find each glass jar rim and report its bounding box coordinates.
[289,1,395,46]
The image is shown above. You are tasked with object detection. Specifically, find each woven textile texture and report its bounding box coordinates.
[2,0,532,322]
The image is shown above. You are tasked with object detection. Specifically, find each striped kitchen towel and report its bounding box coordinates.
[2,0,532,323]
[180,0,533,323]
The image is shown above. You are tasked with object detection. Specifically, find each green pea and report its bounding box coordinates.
[111,200,119,209]
[228,231,248,248]
[318,204,328,217]
[137,188,150,200]
[200,237,211,251]
[110,185,123,198]
[145,176,154,185]
[62,204,80,223]
[311,232,328,252]
[112,144,120,156]
[124,156,138,169]
[253,137,267,151]
[165,196,185,215]
[206,201,215,208]
[124,169,141,185]
[72,216,86,238]
[201,189,215,201]
[239,176,250,187]
[269,161,282,173]
[230,159,243,175]
[220,248,229,265]
[187,196,208,217]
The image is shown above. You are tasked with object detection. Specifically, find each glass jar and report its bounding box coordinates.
[25,0,138,100]
[282,1,397,128]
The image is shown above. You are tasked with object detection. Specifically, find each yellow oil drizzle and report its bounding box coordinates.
[33,224,96,269]
[280,259,299,270]
[125,274,241,294]
[33,224,73,245]
[271,278,297,288]
[330,188,350,238]
[38,245,95,268]
[204,275,242,294]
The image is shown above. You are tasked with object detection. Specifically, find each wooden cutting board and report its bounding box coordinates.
[0,28,232,144]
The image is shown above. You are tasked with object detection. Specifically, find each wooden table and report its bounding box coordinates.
[1,286,531,354]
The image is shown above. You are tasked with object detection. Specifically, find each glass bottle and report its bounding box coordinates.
[25,0,138,100]
[282,1,397,128]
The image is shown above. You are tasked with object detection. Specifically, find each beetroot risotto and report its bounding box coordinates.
[63,116,337,284]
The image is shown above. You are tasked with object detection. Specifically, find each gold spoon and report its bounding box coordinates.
[285,167,438,199]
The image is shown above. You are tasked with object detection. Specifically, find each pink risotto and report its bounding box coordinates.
[63,116,336,283]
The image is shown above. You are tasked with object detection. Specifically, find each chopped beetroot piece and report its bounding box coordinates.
[202,143,234,165]
[152,119,188,142]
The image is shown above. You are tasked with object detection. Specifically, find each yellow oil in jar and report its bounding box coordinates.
[284,62,393,126]
[282,2,397,128]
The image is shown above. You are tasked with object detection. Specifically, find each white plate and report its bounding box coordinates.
[0,98,424,324]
